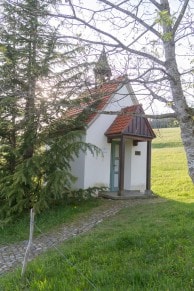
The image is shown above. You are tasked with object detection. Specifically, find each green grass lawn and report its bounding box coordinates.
[152,127,194,201]
[0,127,194,290]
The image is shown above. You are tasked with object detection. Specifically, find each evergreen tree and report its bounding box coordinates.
[0,0,97,222]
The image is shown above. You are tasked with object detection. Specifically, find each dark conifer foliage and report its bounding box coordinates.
[0,0,97,222]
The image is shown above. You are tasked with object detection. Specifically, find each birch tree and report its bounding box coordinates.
[49,0,194,183]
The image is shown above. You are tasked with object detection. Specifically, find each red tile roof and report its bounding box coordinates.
[105,105,138,135]
[65,77,155,140]
[65,76,126,125]
[105,105,156,140]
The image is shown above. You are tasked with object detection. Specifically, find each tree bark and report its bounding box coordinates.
[161,0,194,182]
[22,0,38,160]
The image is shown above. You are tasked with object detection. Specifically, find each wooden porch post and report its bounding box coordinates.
[118,136,125,196]
[146,141,152,191]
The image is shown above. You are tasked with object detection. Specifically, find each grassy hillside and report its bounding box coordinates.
[152,127,183,148]
[152,127,193,201]
[0,128,194,290]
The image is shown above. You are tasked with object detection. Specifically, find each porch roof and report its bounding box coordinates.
[105,105,156,141]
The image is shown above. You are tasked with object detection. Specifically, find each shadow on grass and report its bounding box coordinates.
[152,142,183,148]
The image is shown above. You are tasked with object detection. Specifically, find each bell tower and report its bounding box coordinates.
[94,48,112,85]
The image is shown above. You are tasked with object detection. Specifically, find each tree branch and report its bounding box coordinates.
[98,0,162,38]
[127,25,155,47]
[14,1,165,66]
[173,0,190,34]
[130,67,171,82]
[52,14,165,66]
[68,0,76,17]
[175,31,194,43]
[149,0,162,10]
[144,84,176,111]
[89,108,177,119]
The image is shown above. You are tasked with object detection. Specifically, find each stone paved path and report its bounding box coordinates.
[0,197,164,275]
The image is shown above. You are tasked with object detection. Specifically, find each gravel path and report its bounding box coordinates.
[0,197,164,275]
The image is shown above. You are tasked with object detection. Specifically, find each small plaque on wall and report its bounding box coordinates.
[135,151,141,156]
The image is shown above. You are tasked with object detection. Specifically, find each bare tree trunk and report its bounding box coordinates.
[21,208,35,277]
[161,0,194,183]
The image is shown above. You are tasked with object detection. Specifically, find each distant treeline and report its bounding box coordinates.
[150,118,179,129]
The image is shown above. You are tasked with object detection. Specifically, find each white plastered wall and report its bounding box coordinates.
[69,84,147,191]
[84,121,112,189]
[130,141,147,192]
[83,85,135,189]
[124,140,132,190]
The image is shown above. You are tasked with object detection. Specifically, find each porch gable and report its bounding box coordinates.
[105,105,156,141]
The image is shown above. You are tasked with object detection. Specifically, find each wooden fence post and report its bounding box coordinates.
[21,208,35,277]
